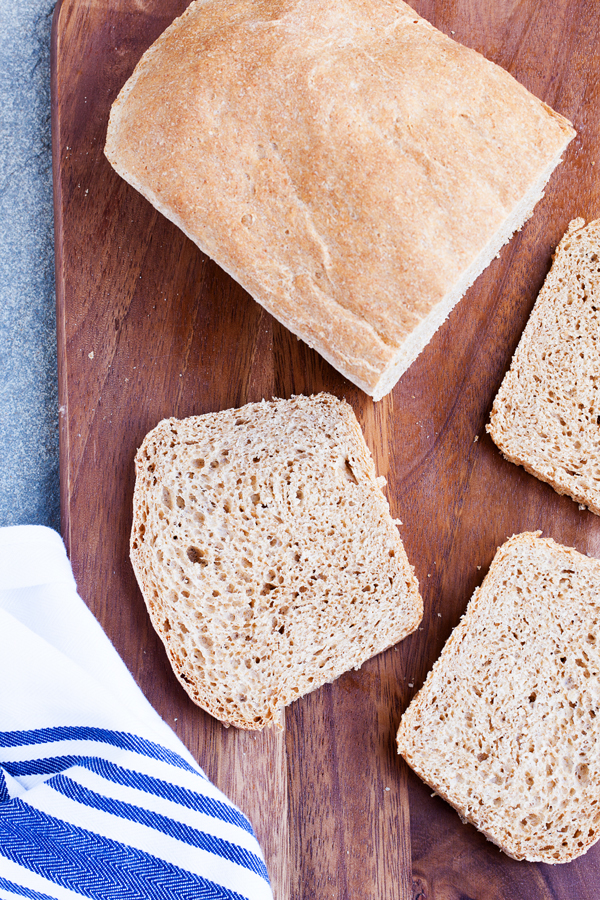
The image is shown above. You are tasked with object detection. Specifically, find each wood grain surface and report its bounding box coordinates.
[51,1,600,897]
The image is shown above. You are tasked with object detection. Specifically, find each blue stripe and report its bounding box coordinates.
[4,756,90,778]
[0,727,200,776]
[81,757,253,834]
[0,875,58,900]
[49,773,268,881]
[1,756,252,837]
[0,768,9,804]
[0,798,255,900]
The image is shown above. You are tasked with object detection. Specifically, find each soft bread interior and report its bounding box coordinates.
[397,533,600,864]
[131,394,423,729]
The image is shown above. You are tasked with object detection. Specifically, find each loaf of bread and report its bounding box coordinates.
[105,0,574,400]
[131,393,422,729]
[397,532,600,864]
[488,219,600,515]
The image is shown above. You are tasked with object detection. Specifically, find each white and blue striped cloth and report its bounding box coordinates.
[0,526,272,900]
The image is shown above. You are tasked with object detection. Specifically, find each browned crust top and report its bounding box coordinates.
[106,0,574,392]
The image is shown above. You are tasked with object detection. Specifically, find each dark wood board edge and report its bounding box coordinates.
[51,0,71,556]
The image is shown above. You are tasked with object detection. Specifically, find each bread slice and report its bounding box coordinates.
[105,0,575,400]
[488,219,600,515]
[397,532,600,864]
[131,393,422,729]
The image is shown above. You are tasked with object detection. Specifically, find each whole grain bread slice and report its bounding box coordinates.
[488,218,600,515]
[105,0,574,400]
[397,532,600,864]
[131,393,422,729]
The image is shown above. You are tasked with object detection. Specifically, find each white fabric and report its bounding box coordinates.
[0,525,272,900]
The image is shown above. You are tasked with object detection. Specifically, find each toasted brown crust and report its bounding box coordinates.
[131,393,422,729]
[105,0,574,398]
[488,218,600,515]
[397,532,600,864]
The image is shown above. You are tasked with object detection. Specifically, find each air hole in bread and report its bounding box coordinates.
[187,546,207,565]
[340,458,358,484]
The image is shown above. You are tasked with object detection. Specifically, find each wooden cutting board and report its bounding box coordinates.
[51,1,600,897]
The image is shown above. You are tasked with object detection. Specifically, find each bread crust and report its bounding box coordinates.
[105,0,574,398]
[397,532,600,864]
[131,393,422,728]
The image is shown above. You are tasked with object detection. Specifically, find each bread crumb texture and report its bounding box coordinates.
[488,219,600,514]
[131,393,422,729]
[397,532,600,863]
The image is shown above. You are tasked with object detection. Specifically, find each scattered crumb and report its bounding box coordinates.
[408,682,414,687]
[88,351,94,359]
[579,504,586,510]
[385,787,391,792]
[474,435,479,442]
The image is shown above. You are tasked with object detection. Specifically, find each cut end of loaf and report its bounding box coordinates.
[397,532,600,864]
[371,140,575,401]
[131,393,422,729]
[488,218,600,513]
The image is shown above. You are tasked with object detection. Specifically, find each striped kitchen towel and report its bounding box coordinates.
[0,525,272,900]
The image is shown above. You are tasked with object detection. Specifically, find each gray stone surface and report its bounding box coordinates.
[0,0,60,530]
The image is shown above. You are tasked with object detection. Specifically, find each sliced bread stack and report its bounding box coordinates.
[131,393,423,729]
[488,218,600,514]
[397,532,600,864]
